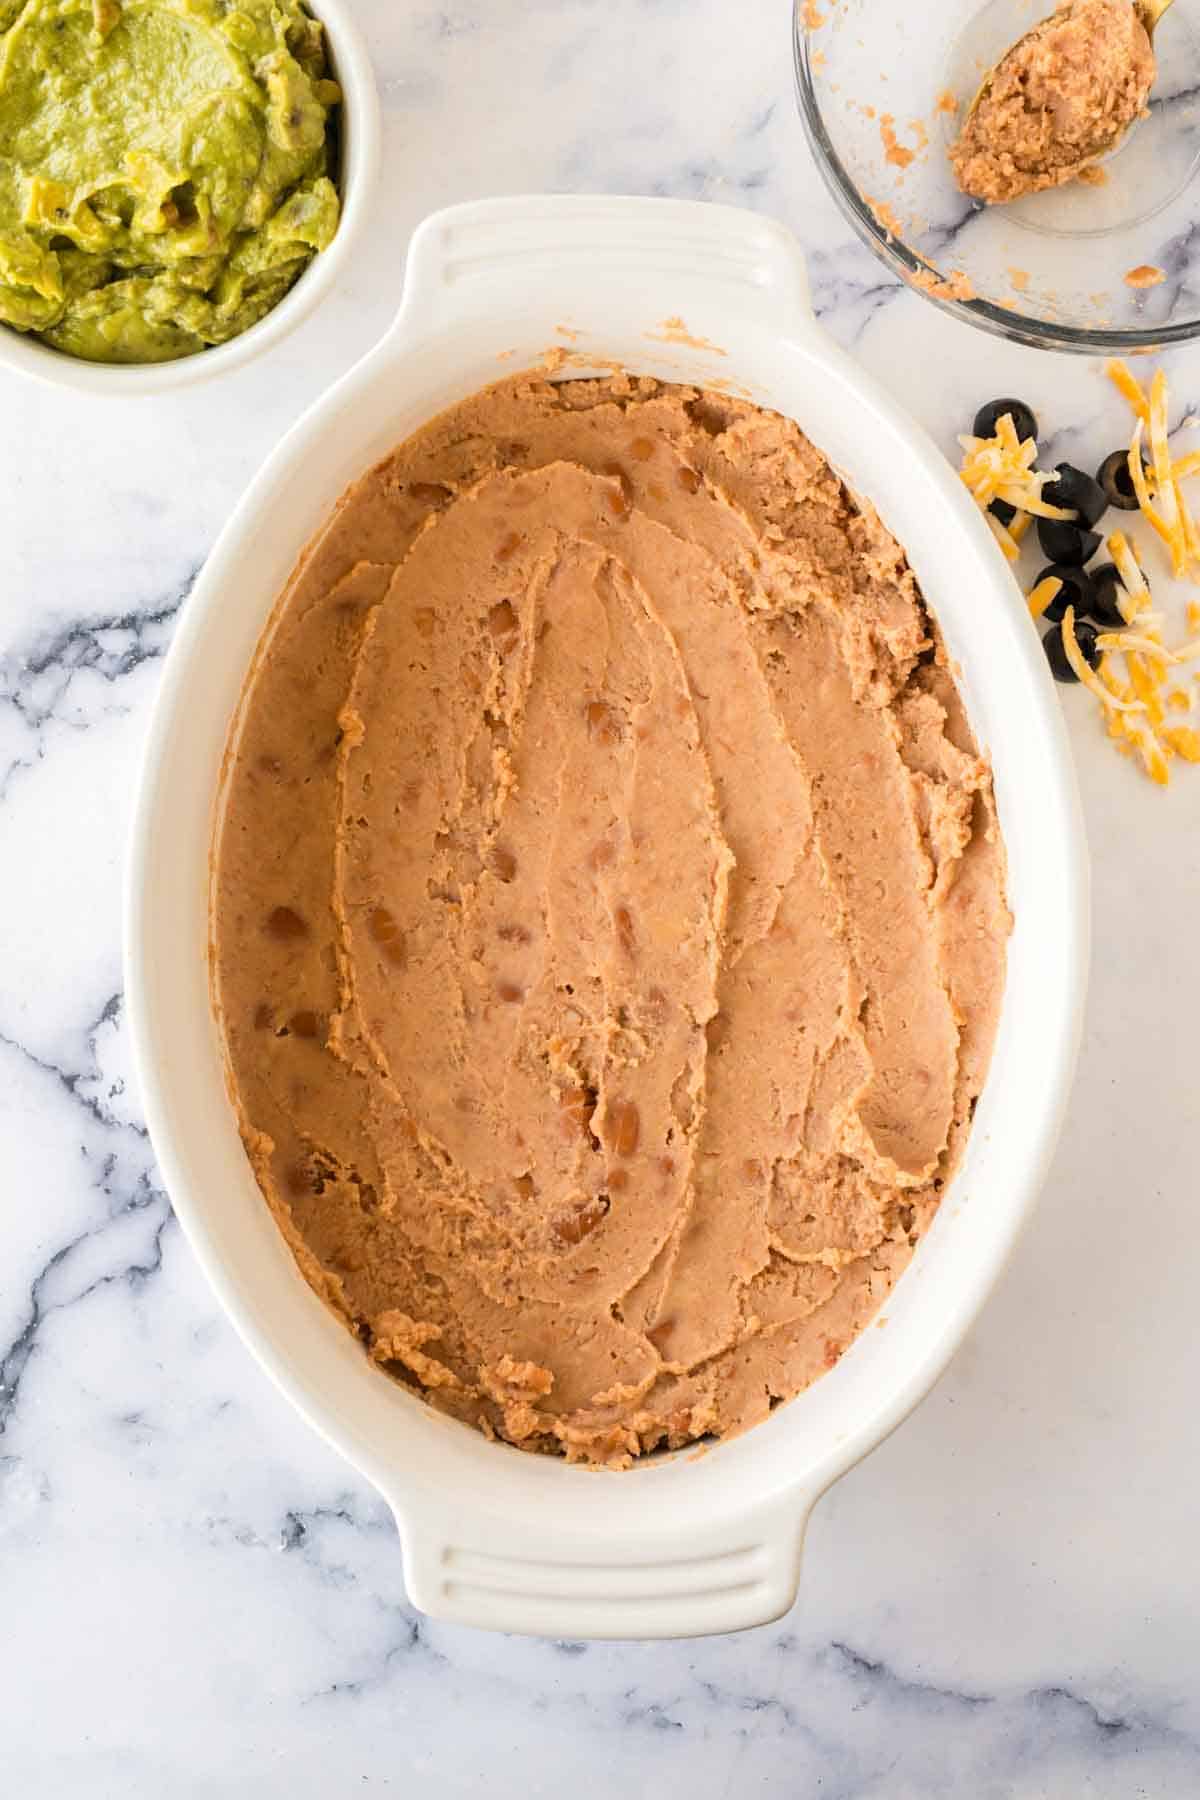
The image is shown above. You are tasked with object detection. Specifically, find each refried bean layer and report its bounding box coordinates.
[211,371,1010,1468]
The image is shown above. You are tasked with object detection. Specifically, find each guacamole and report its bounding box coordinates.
[0,0,341,364]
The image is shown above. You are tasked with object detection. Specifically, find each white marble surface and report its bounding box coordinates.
[4,2,1200,1793]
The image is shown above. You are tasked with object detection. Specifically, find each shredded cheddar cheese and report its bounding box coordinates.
[1128,720,1172,786]
[959,411,1073,559]
[1107,359,1150,423]
[1107,529,1149,619]
[1163,726,1200,761]
[1061,608,1144,714]
[986,514,1021,563]
[1148,370,1183,574]
[1178,482,1200,570]
[1129,652,1167,727]
[1091,364,1200,784]
[1099,653,1135,706]
[1127,421,1175,555]
[959,370,1200,786]
[1109,360,1200,582]
[1094,628,1176,660]
[1027,575,1062,621]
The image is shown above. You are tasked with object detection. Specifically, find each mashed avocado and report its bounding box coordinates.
[0,0,341,363]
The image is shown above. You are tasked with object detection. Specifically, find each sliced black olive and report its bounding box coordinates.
[1034,563,1094,624]
[1087,561,1131,628]
[1096,448,1143,511]
[989,497,1018,527]
[1037,516,1102,566]
[1042,462,1108,528]
[1044,619,1099,684]
[974,397,1038,443]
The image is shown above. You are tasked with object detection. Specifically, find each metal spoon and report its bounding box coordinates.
[962,0,1173,160]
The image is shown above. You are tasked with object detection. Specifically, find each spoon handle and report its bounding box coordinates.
[1139,0,1176,33]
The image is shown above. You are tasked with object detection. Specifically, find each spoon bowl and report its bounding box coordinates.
[959,0,1170,193]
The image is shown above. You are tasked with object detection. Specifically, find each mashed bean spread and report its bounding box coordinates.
[951,0,1155,205]
[212,372,1009,1467]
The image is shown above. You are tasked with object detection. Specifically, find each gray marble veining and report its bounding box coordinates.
[3,2,1200,1794]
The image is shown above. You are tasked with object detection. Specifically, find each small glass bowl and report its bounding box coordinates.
[794,0,1200,353]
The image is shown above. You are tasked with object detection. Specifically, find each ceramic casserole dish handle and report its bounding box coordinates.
[389,192,813,351]
[396,1492,810,1640]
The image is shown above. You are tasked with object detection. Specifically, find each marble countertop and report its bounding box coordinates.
[4,2,1200,1793]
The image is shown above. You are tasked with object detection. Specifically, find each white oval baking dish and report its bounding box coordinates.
[0,0,380,396]
[126,195,1088,1640]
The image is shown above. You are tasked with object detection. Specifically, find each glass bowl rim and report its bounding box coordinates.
[791,0,1200,356]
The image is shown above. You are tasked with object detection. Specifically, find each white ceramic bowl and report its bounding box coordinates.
[126,195,1089,1640]
[0,0,380,396]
